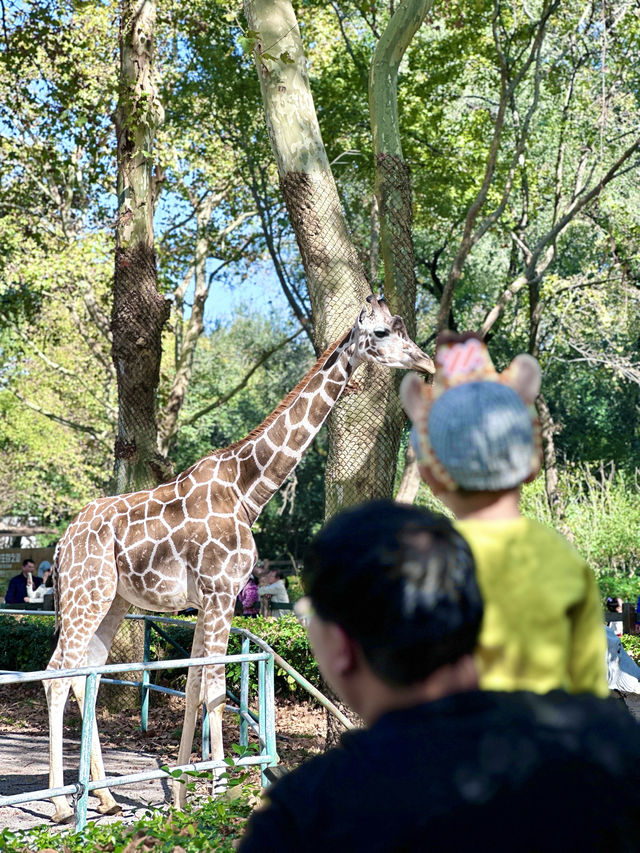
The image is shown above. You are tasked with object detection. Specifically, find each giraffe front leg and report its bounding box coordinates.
[173,662,203,809]
[172,612,206,809]
[70,676,121,816]
[201,606,234,799]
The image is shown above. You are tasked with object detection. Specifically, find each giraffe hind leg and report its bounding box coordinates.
[45,674,75,823]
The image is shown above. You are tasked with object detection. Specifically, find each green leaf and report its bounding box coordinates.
[238,36,256,53]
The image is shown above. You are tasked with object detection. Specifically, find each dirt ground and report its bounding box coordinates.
[0,684,327,835]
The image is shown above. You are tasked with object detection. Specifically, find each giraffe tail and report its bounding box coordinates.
[49,626,60,658]
[51,541,61,633]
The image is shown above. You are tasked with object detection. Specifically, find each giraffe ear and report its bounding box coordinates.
[507,354,541,405]
[400,372,430,422]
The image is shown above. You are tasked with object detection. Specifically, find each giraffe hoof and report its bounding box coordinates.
[52,809,74,824]
[97,801,122,816]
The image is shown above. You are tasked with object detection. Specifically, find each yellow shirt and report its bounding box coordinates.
[455,517,608,698]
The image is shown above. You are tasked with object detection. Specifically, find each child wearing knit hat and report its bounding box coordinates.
[400,332,607,697]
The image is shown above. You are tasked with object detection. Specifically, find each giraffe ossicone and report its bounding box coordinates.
[45,295,434,823]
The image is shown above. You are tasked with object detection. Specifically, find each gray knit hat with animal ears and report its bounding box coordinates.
[400,332,542,492]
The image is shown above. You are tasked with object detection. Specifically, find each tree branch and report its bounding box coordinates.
[180,327,305,428]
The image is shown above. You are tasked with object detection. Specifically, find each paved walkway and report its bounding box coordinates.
[0,732,171,833]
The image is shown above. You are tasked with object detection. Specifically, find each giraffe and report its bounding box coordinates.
[45,295,434,823]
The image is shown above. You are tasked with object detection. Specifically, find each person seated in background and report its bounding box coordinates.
[239,500,640,853]
[400,333,608,697]
[257,562,289,618]
[606,626,640,694]
[606,596,624,637]
[38,559,51,580]
[27,569,54,606]
[4,558,42,604]
[238,573,260,618]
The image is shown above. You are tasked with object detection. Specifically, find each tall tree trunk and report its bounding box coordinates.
[535,393,572,537]
[110,0,169,701]
[370,0,431,333]
[112,0,170,493]
[528,274,569,533]
[370,0,432,512]
[395,442,422,504]
[245,0,404,516]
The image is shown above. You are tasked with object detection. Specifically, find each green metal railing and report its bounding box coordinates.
[0,610,353,833]
[0,615,277,832]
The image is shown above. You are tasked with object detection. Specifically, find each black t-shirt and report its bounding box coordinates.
[239,690,640,852]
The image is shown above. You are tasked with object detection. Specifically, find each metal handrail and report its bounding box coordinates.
[0,620,277,832]
[0,610,353,832]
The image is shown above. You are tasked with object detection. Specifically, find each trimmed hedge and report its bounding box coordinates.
[0,613,319,696]
[155,614,320,695]
[0,614,55,672]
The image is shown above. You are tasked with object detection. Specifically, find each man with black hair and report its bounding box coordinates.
[4,558,41,604]
[240,500,640,853]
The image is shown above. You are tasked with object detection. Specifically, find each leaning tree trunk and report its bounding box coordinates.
[112,0,170,494]
[370,0,433,511]
[246,0,431,746]
[244,0,404,516]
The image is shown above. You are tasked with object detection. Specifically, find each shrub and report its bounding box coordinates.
[520,467,640,578]
[0,614,55,672]
[0,778,258,852]
[621,634,640,663]
[0,612,319,698]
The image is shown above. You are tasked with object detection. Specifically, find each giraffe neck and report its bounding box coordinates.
[224,328,358,524]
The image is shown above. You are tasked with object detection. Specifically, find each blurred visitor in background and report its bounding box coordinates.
[238,573,260,617]
[27,566,54,606]
[258,564,290,618]
[606,596,624,637]
[5,558,41,604]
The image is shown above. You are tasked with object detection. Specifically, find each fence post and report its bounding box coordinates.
[623,603,636,635]
[240,635,250,748]
[265,652,277,773]
[76,671,99,832]
[258,657,267,787]
[141,617,151,732]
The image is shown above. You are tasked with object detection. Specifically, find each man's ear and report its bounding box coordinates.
[325,623,359,677]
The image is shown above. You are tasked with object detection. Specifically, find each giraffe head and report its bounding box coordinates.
[354,295,435,374]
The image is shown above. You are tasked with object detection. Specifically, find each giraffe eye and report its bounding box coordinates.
[374,328,389,339]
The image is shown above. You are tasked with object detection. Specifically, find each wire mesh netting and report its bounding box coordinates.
[280,158,417,520]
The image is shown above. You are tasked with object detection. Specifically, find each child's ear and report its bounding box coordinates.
[508,354,541,405]
[417,463,450,496]
[400,372,430,422]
